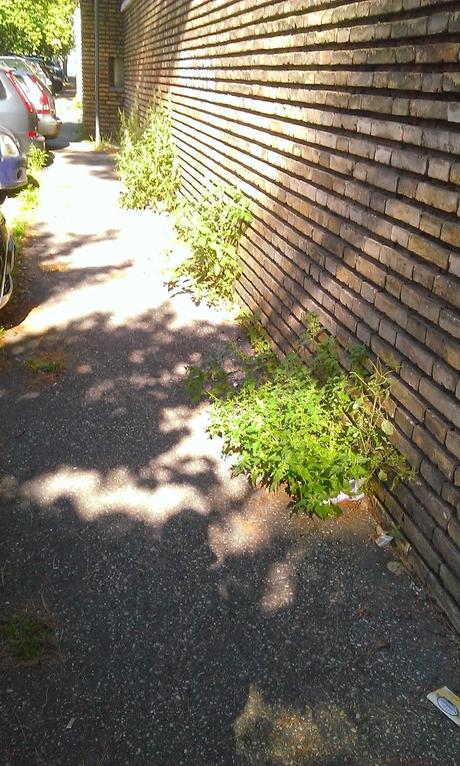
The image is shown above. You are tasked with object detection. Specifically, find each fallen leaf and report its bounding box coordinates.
[374,638,391,650]
[387,561,404,575]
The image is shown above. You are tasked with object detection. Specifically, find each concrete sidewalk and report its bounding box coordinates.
[0,97,459,765]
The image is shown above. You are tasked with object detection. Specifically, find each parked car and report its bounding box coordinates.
[0,57,61,140]
[22,56,54,92]
[44,62,65,94]
[0,67,44,154]
[0,126,27,203]
[0,208,14,310]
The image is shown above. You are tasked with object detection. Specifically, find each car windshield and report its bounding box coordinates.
[33,64,50,84]
[11,73,42,109]
[0,57,34,76]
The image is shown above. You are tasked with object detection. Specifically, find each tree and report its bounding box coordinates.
[0,0,77,58]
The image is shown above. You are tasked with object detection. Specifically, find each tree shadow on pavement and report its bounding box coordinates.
[0,194,458,766]
[0,303,458,766]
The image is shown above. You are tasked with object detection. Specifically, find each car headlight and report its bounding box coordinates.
[0,133,20,157]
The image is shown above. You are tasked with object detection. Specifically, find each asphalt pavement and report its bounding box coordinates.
[0,92,459,766]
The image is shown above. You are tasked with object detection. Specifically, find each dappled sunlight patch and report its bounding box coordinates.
[260,548,305,615]
[207,490,290,565]
[21,462,212,525]
[39,260,71,273]
[76,362,92,375]
[85,379,116,403]
[234,685,358,765]
[129,349,146,365]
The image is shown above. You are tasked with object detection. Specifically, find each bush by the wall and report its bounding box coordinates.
[170,183,252,304]
[117,100,180,211]
[186,315,411,518]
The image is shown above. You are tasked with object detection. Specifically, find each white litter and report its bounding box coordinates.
[427,687,460,726]
[324,479,365,506]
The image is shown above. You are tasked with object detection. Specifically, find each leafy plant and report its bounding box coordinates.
[11,218,28,258]
[117,99,180,211]
[187,315,410,518]
[170,182,252,304]
[237,308,272,355]
[0,612,56,664]
[24,357,65,374]
[27,146,47,174]
[0,0,76,58]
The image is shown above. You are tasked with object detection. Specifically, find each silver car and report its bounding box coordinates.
[0,57,61,140]
[0,67,44,154]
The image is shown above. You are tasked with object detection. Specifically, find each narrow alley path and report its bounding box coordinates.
[0,96,459,766]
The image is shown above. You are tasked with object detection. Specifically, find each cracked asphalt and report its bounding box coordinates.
[0,92,459,765]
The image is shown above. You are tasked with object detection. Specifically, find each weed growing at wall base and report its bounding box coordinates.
[170,183,252,304]
[116,99,251,304]
[186,314,410,518]
[117,100,180,211]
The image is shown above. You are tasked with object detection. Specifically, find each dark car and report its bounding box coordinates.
[44,62,65,94]
[0,125,27,203]
[0,208,14,310]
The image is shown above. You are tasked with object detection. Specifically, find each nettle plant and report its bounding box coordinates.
[117,99,180,211]
[170,182,252,304]
[186,312,410,518]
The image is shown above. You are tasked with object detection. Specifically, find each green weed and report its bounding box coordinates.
[10,218,28,259]
[0,612,56,664]
[117,99,180,211]
[24,357,65,374]
[186,315,410,518]
[170,183,252,304]
[19,181,40,212]
[27,146,48,174]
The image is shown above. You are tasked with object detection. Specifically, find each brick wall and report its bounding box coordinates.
[81,0,124,136]
[121,0,460,630]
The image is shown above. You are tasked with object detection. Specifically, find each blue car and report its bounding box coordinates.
[0,208,14,310]
[0,125,27,204]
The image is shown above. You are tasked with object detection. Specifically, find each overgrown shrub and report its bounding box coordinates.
[170,183,252,304]
[186,314,410,518]
[117,100,180,211]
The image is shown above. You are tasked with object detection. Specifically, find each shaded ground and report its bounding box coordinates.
[0,92,459,766]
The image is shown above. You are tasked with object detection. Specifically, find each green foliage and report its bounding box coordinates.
[116,98,250,303]
[27,146,47,174]
[10,218,28,258]
[237,309,272,355]
[0,613,55,663]
[0,0,76,57]
[170,183,252,304]
[24,357,65,374]
[186,316,410,518]
[117,101,180,211]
